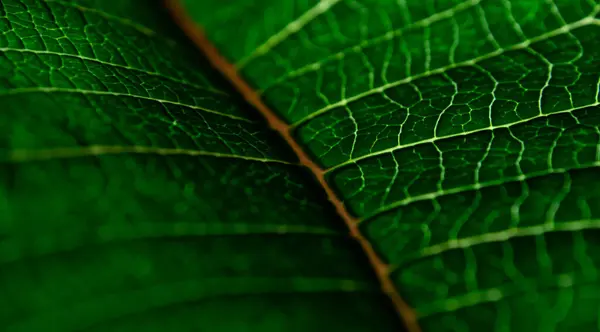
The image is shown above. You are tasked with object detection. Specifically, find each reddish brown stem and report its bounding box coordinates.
[165,1,421,331]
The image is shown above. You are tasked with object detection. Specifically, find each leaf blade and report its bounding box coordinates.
[0,0,400,330]
[175,0,600,330]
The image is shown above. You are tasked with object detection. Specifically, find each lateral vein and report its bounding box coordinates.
[326,101,600,173]
[260,0,481,93]
[360,162,600,224]
[0,87,253,122]
[0,48,228,96]
[391,219,600,271]
[291,15,600,128]
[6,145,297,165]
[42,0,160,37]
[235,0,344,69]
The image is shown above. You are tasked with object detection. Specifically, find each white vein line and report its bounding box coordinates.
[0,48,228,96]
[416,272,596,318]
[292,15,600,128]
[0,87,252,122]
[6,145,297,165]
[326,101,600,173]
[392,219,600,272]
[235,0,344,69]
[359,161,600,224]
[260,0,482,94]
[41,0,159,37]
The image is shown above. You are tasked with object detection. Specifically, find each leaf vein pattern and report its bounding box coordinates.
[292,14,600,128]
[6,145,296,164]
[0,87,252,122]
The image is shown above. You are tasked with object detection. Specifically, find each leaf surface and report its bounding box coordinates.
[173,0,600,330]
[0,1,400,331]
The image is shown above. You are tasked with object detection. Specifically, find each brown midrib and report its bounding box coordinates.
[165,1,420,331]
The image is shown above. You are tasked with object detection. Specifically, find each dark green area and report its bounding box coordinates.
[0,0,400,331]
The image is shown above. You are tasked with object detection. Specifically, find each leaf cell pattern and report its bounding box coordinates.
[0,1,400,331]
[182,0,600,330]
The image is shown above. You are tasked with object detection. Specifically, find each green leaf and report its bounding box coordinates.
[0,1,400,331]
[175,0,600,330]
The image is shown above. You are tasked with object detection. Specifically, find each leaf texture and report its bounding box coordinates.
[0,1,401,331]
[175,0,600,330]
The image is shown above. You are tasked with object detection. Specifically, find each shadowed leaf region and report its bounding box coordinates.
[0,0,401,331]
